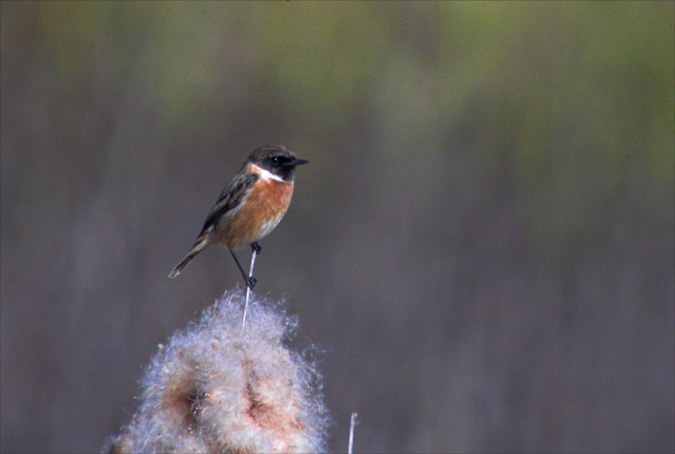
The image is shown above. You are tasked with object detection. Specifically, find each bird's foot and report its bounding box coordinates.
[251,242,262,254]
[246,275,258,289]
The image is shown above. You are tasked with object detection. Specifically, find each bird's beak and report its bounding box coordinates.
[293,158,309,166]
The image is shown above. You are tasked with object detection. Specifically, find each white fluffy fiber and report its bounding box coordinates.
[105,289,328,453]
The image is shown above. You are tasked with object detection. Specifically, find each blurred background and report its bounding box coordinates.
[1,2,673,453]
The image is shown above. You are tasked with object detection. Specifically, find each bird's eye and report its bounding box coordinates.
[270,156,280,164]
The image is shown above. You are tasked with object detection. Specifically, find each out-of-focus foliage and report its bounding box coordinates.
[1,2,673,453]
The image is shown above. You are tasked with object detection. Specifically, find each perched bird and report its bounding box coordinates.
[169,144,308,288]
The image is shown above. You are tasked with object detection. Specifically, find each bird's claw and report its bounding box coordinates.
[246,276,257,289]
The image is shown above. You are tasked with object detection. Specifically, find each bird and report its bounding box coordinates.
[168,144,308,288]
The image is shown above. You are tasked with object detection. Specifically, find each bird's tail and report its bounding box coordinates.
[168,237,209,278]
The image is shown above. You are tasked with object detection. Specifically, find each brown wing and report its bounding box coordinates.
[199,172,258,236]
[168,172,259,278]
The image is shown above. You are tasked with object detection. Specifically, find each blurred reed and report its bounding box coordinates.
[103,289,328,454]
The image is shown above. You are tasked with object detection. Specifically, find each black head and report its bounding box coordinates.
[246,144,308,182]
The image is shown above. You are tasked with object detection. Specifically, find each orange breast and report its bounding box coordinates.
[219,179,294,249]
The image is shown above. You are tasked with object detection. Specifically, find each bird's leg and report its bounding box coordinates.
[230,250,256,289]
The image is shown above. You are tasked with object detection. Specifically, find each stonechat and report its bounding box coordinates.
[169,144,308,288]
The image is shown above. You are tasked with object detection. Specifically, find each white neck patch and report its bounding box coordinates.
[252,164,285,182]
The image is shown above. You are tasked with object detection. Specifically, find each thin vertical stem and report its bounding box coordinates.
[348,412,358,454]
[242,247,257,329]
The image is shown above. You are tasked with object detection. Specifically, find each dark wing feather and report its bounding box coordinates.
[199,173,258,235]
